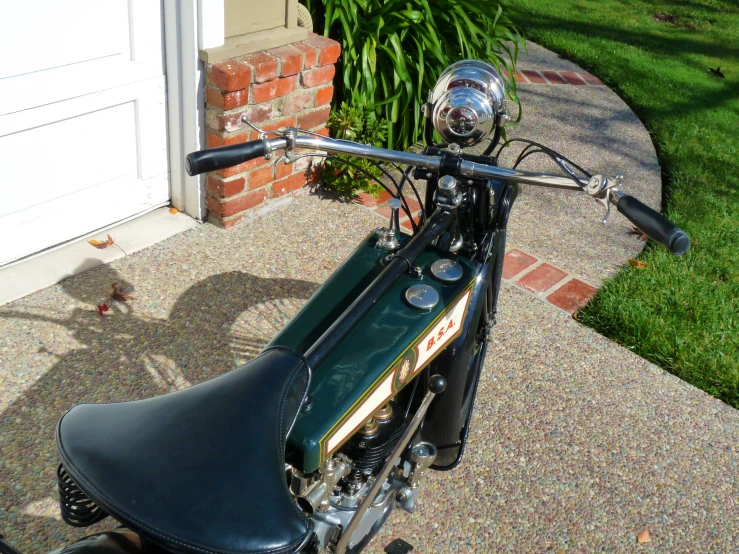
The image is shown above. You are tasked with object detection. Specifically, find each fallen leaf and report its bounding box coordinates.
[572,311,579,320]
[89,235,115,249]
[637,530,651,543]
[97,304,110,316]
[169,207,179,214]
[629,259,647,269]
[110,282,134,302]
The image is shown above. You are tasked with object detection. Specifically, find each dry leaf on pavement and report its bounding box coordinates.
[637,530,651,543]
[629,259,647,269]
[89,235,115,249]
[110,282,134,302]
[97,304,110,316]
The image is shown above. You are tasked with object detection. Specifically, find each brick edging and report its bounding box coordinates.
[503,69,605,87]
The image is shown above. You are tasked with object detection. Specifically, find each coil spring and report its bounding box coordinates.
[57,464,108,527]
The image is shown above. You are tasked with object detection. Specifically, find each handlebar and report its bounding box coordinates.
[611,192,690,255]
[186,134,689,255]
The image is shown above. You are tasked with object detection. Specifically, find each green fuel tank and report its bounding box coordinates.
[269,231,476,473]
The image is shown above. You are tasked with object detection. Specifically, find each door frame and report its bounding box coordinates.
[164,0,224,221]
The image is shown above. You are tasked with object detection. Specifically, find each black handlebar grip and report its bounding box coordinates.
[185,140,269,176]
[615,195,690,255]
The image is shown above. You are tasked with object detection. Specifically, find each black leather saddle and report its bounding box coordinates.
[57,347,312,554]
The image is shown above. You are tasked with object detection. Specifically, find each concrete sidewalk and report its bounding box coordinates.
[2,44,737,553]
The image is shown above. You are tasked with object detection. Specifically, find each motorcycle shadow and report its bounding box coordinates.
[0,264,318,553]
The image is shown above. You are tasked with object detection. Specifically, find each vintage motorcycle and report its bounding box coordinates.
[0,61,689,554]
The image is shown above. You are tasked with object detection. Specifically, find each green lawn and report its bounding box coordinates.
[504,0,739,406]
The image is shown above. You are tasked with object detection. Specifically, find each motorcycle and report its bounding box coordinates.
[0,61,689,554]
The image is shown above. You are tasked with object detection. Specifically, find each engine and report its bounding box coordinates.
[287,402,438,552]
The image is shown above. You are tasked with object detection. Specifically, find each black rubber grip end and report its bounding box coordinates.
[616,195,690,255]
[428,375,447,395]
[185,140,269,176]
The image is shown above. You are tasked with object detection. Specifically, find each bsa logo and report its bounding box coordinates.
[398,359,411,383]
[413,290,471,373]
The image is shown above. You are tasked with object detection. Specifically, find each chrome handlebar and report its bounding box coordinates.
[267,134,588,192]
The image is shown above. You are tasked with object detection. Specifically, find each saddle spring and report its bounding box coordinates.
[57,464,109,527]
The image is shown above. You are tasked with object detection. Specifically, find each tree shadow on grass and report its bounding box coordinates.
[0,263,318,553]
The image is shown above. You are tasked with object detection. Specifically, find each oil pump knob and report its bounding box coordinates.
[375,198,402,250]
[428,375,447,395]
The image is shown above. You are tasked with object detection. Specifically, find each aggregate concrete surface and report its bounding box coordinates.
[2,45,737,553]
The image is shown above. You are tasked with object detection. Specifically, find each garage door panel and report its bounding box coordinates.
[0,1,131,79]
[0,77,169,265]
[0,174,169,266]
[0,103,137,217]
[0,0,164,115]
[0,0,169,267]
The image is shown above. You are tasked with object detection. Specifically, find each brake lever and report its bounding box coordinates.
[586,174,623,223]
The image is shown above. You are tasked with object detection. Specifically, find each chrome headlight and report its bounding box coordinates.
[430,60,507,147]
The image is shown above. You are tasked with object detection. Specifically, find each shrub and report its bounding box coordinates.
[320,102,388,199]
[306,0,523,150]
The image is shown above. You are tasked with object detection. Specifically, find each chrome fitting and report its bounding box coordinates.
[375,198,402,250]
[297,455,351,515]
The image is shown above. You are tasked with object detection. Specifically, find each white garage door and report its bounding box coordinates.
[0,0,170,266]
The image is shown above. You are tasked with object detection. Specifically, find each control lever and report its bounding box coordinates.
[376,198,402,250]
[586,174,623,223]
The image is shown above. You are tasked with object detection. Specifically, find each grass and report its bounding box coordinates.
[504,0,739,406]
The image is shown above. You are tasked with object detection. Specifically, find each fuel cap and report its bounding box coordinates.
[404,284,439,310]
[430,259,463,283]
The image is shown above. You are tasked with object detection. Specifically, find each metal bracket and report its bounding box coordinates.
[586,174,623,223]
[240,113,286,141]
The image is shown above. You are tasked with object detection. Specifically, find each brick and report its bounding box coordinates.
[249,161,293,188]
[272,172,307,197]
[560,71,587,85]
[541,71,568,84]
[214,111,247,133]
[209,61,252,92]
[578,72,605,86]
[207,175,245,198]
[253,75,298,103]
[305,33,341,66]
[206,87,249,110]
[315,85,334,107]
[355,189,393,207]
[207,131,250,148]
[401,214,422,231]
[268,45,303,77]
[215,157,269,178]
[244,52,279,83]
[220,215,245,229]
[298,106,331,130]
[280,90,314,115]
[315,127,330,137]
[301,65,335,88]
[520,70,547,84]
[207,189,268,217]
[292,42,317,69]
[261,115,298,134]
[217,103,276,133]
[547,278,598,314]
[516,263,567,294]
[503,69,528,84]
[502,249,538,280]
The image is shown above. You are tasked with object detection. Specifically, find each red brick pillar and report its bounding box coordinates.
[204,34,341,228]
